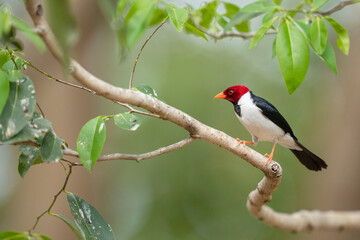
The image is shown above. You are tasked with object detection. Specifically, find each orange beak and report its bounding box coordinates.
[214,92,227,99]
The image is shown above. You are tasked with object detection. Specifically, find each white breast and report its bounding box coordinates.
[236,92,299,149]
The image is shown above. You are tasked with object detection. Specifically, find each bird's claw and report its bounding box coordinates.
[263,153,273,166]
[236,138,254,146]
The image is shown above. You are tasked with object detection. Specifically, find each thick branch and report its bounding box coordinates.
[25,0,360,232]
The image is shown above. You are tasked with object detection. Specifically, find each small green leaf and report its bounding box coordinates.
[116,0,128,17]
[223,2,239,18]
[249,17,278,49]
[11,16,46,52]
[149,9,167,26]
[166,6,188,32]
[273,0,283,5]
[241,1,278,12]
[198,1,218,28]
[184,22,208,41]
[325,17,349,55]
[0,71,10,116]
[0,231,51,240]
[276,20,309,94]
[311,0,329,11]
[2,58,22,70]
[125,0,156,48]
[131,84,158,98]
[77,117,106,172]
[114,112,142,131]
[52,213,84,240]
[18,145,41,177]
[0,76,36,140]
[225,12,262,31]
[234,21,250,32]
[67,193,115,240]
[295,20,311,40]
[319,41,337,74]
[40,130,64,162]
[310,16,327,55]
[262,11,274,24]
[272,37,277,58]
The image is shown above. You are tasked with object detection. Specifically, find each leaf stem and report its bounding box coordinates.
[129,16,168,89]
[28,164,73,233]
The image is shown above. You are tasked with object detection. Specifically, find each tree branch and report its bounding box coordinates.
[63,136,197,163]
[317,1,358,16]
[25,0,360,232]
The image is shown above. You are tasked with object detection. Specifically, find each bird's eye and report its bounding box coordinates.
[228,90,234,95]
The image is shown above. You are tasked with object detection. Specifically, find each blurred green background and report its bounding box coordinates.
[1,0,360,239]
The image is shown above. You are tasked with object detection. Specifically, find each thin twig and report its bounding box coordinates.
[63,136,196,164]
[129,17,168,89]
[36,103,46,118]
[115,101,161,118]
[29,164,73,233]
[22,58,97,95]
[316,0,357,16]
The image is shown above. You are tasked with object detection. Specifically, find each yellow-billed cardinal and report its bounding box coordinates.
[215,85,327,171]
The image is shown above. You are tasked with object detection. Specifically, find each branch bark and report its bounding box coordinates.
[25,0,360,232]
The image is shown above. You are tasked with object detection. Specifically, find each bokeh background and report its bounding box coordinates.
[1,0,360,239]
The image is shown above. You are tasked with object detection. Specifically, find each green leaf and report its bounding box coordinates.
[0,76,36,140]
[11,16,46,52]
[184,22,208,41]
[0,231,52,240]
[131,84,158,98]
[223,2,239,18]
[125,0,156,48]
[18,145,41,177]
[249,17,278,49]
[67,193,115,240]
[318,41,337,74]
[2,58,22,70]
[77,117,106,172]
[262,10,274,24]
[310,16,327,55]
[295,20,311,40]
[0,71,9,116]
[0,7,12,39]
[241,1,278,13]
[0,50,10,68]
[166,6,188,32]
[272,37,277,58]
[149,9,167,26]
[311,0,329,11]
[199,1,218,28]
[1,112,51,144]
[40,130,64,162]
[116,0,128,17]
[47,0,78,65]
[276,20,309,94]
[225,12,262,31]
[325,17,349,55]
[114,112,142,131]
[273,0,283,4]
[52,213,84,240]
[235,21,250,32]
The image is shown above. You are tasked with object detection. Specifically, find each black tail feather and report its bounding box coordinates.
[290,141,327,171]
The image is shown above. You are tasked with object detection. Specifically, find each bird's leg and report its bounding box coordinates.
[236,138,255,146]
[264,142,277,166]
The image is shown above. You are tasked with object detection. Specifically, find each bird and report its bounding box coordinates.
[214,85,327,171]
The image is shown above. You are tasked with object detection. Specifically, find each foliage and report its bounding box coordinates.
[0,0,358,239]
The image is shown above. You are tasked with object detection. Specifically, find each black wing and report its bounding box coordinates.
[250,92,297,139]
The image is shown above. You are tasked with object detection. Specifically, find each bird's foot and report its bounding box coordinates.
[264,153,273,166]
[236,138,255,146]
